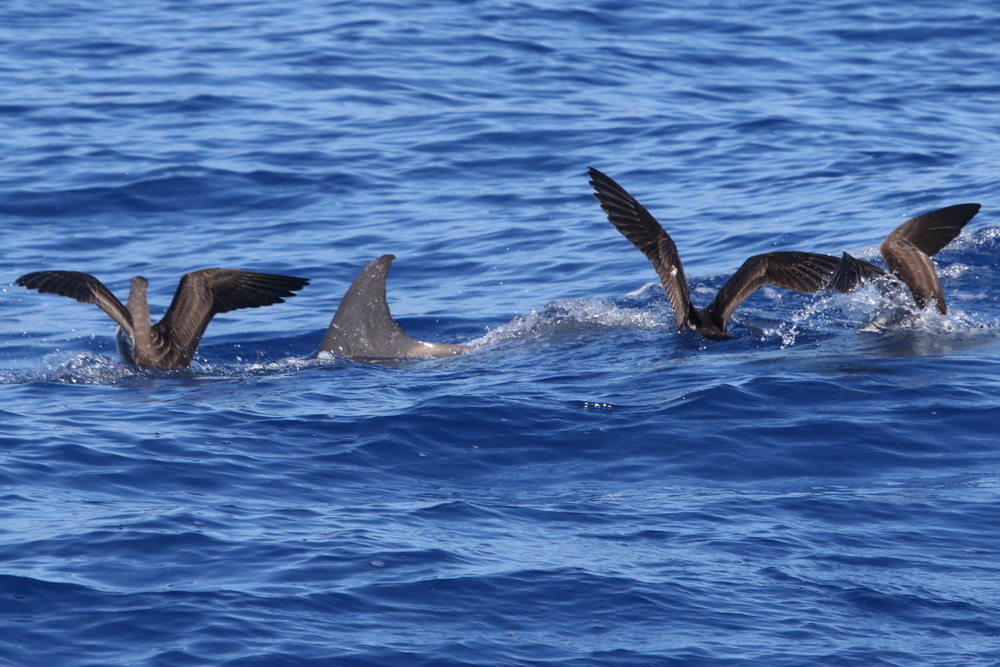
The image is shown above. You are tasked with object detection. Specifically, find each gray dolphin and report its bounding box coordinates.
[314,254,470,361]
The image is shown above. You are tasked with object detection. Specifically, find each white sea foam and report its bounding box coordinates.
[468,298,666,347]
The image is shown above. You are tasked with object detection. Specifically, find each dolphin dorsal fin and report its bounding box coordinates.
[316,255,424,360]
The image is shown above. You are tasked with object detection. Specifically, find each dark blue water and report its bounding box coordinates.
[2,1,1000,664]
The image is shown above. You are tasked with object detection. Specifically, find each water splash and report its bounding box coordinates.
[469,297,666,347]
[9,351,143,385]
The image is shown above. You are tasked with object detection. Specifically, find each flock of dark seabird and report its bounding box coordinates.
[15,169,982,370]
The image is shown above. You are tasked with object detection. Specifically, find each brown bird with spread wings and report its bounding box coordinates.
[17,268,309,369]
[830,203,981,315]
[589,167,852,341]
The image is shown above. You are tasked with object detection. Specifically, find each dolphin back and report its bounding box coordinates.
[315,255,469,361]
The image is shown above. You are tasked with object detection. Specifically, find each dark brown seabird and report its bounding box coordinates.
[830,203,981,315]
[17,268,309,369]
[314,254,470,361]
[588,167,858,341]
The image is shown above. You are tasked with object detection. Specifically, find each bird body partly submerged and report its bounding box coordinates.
[588,167,854,340]
[17,268,309,369]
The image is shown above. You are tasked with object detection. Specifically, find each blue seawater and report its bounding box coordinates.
[1,0,999,664]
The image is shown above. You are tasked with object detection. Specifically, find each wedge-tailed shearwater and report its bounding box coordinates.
[17,268,309,369]
[829,203,981,315]
[314,254,470,361]
[588,167,867,341]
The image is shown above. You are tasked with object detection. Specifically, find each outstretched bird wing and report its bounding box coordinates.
[16,270,133,334]
[879,203,981,313]
[588,167,697,331]
[704,251,841,331]
[153,269,309,366]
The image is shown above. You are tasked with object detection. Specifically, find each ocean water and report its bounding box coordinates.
[1,0,999,664]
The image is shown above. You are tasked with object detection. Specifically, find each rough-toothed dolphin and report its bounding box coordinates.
[16,269,309,369]
[588,167,866,340]
[314,254,470,361]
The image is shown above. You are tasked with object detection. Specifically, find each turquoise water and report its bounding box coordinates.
[1,1,999,664]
